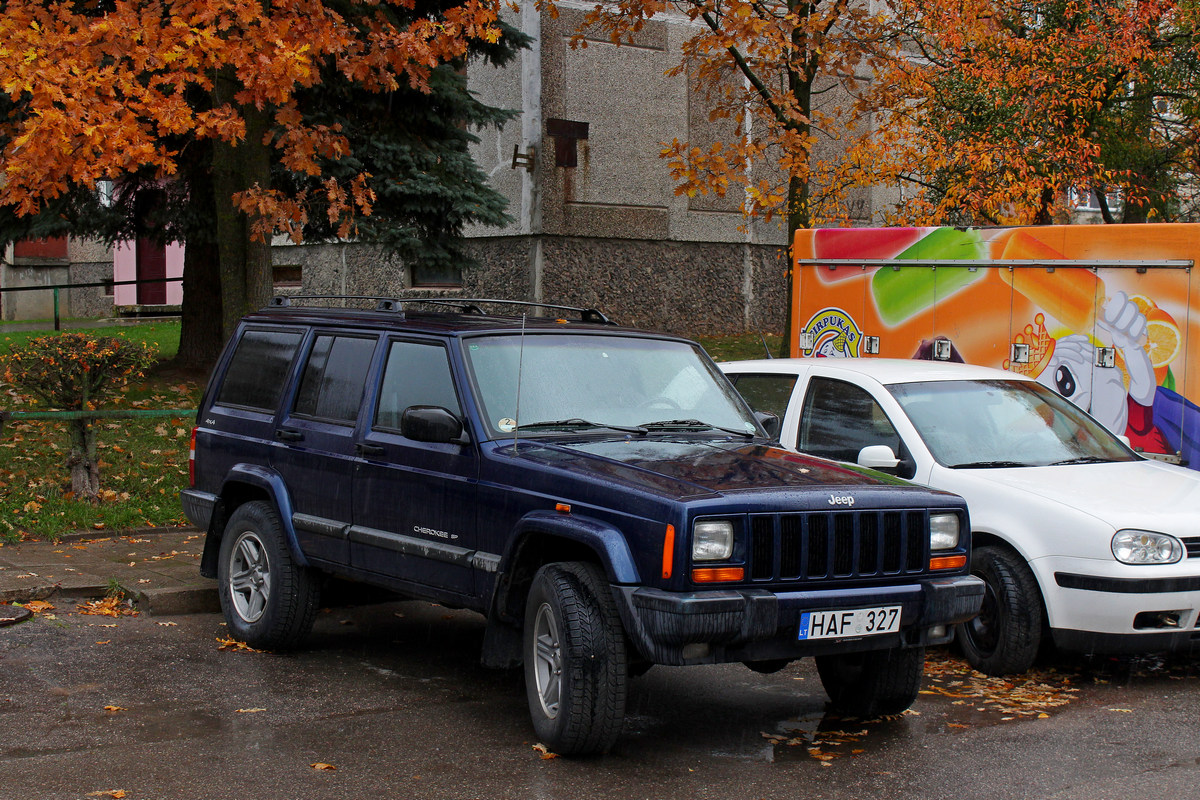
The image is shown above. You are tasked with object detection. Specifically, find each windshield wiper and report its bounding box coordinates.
[1049,456,1112,466]
[640,419,754,438]
[947,460,1029,469]
[515,418,648,434]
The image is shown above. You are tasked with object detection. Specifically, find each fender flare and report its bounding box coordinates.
[213,464,309,568]
[503,509,641,584]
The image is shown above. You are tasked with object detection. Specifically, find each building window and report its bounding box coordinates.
[1070,187,1123,213]
[411,262,462,288]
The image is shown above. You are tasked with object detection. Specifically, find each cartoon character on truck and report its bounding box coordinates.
[793,223,1200,470]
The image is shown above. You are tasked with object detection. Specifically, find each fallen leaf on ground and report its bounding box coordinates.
[86,791,126,798]
[77,598,137,617]
[236,708,267,713]
[532,743,559,760]
[217,636,262,652]
[104,705,126,713]
[22,600,55,613]
[310,763,337,771]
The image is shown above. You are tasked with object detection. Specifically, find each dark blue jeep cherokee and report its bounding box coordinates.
[182,297,982,754]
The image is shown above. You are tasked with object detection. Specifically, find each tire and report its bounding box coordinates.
[956,545,1042,676]
[523,562,628,755]
[217,501,320,651]
[815,646,925,717]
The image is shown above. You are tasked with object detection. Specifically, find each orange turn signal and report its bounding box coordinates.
[662,525,675,579]
[929,555,968,571]
[555,503,571,514]
[691,566,745,583]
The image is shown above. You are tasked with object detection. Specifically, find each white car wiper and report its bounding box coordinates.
[515,418,648,434]
[640,419,754,438]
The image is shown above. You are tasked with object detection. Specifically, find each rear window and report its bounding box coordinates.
[293,334,377,423]
[216,328,304,411]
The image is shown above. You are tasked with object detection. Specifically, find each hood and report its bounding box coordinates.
[507,437,907,499]
[954,459,1200,535]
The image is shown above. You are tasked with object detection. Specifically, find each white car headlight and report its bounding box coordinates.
[693,520,734,561]
[1112,530,1183,564]
[929,513,960,551]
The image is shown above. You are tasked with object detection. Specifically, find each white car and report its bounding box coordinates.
[720,357,1200,675]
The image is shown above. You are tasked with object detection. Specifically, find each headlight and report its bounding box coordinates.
[929,513,960,550]
[693,520,734,561]
[1112,530,1183,564]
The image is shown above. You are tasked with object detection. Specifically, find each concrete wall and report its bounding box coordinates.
[1,237,115,321]
[452,7,792,336]
[275,236,787,338]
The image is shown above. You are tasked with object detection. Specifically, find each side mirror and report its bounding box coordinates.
[754,410,781,440]
[858,444,900,470]
[401,406,469,444]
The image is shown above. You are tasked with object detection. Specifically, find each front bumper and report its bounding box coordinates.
[614,575,984,665]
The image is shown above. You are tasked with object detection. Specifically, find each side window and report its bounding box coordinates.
[216,328,304,411]
[728,373,797,421]
[293,334,377,423]
[797,377,902,463]
[375,341,461,431]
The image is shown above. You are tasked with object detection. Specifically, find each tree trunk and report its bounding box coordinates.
[176,238,226,370]
[212,71,275,344]
[68,419,100,502]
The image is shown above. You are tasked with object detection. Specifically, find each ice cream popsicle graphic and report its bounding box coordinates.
[804,228,928,285]
[870,227,988,325]
[997,230,1102,333]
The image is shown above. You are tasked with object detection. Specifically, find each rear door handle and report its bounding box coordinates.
[357,443,385,457]
[275,429,303,442]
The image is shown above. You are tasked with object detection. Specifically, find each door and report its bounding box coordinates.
[795,376,916,480]
[134,190,167,304]
[270,331,379,566]
[351,339,479,595]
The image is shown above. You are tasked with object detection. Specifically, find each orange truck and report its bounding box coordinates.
[792,223,1200,468]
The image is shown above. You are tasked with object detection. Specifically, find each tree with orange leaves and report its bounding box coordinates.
[850,0,1200,226]
[576,0,900,351]
[0,0,524,361]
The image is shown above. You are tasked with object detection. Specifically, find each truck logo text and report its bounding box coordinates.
[828,495,855,507]
[802,307,862,358]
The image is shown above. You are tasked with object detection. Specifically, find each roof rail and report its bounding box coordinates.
[268,295,615,324]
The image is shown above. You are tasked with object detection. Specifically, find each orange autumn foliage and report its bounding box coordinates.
[0,0,508,239]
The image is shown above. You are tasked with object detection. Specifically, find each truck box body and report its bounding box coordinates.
[793,224,1200,468]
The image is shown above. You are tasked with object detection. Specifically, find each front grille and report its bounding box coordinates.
[1184,537,1200,559]
[749,510,929,583]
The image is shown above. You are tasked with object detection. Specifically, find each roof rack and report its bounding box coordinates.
[268,295,615,325]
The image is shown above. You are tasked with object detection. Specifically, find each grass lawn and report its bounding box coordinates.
[0,322,200,542]
[0,322,782,542]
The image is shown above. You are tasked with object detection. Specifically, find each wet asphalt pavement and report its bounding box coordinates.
[2,598,1198,800]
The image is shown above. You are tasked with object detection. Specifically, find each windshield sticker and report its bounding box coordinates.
[498,418,517,432]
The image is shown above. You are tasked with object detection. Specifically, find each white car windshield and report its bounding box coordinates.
[463,333,761,438]
[887,379,1138,468]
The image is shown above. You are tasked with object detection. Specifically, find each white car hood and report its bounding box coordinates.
[949,459,1200,536]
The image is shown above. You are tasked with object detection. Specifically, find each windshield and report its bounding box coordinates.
[463,333,761,439]
[887,379,1138,468]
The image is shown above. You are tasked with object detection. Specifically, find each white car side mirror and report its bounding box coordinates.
[858,444,901,470]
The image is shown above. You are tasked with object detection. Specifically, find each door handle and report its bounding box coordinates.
[357,443,385,456]
[275,429,303,442]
